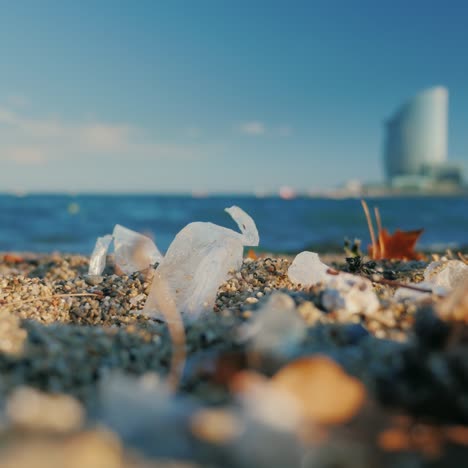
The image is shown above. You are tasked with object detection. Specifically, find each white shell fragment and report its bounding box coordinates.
[143,206,259,320]
[88,234,113,276]
[113,224,163,275]
[287,251,329,286]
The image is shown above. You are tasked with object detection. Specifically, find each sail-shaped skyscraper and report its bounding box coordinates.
[384,86,451,185]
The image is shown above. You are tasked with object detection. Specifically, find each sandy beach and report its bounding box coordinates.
[0,251,468,467]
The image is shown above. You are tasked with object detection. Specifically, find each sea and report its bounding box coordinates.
[0,194,467,255]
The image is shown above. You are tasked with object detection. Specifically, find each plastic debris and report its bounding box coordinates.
[143,206,259,320]
[288,251,379,316]
[394,281,447,301]
[112,224,162,274]
[287,251,329,286]
[322,273,379,316]
[88,234,113,276]
[88,226,162,276]
[393,260,468,302]
[424,260,468,291]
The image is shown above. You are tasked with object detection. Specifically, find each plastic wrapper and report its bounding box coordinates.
[143,206,259,320]
[112,224,163,274]
[322,273,380,316]
[88,226,162,276]
[424,259,468,290]
[394,281,447,301]
[288,251,379,316]
[88,234,113,276]
[287,251,330,286]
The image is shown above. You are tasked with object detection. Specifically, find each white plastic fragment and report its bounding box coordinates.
[143,206,259,320]
[287,251,329,286]
[88,226,162,276]
[225,205,260,245]
[394,260,468,301]
[424,260,468,290]
[288,251,379,316]
[113,224,163,274]
[88,234,113,276]
[322,273,379,316]
[394,281,447,301]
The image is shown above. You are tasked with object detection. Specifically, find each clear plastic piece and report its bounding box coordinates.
[288,251,379,316]
[287,251,330,286]
[424,260,468,290]
[143,206,259,320]
[88,226,162,276]
[113,224,163,275]
[88,234,113,276]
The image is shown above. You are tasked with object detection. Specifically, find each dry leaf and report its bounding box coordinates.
[368,228,424,260]
[246,249,258,260]
[3,254,24,264]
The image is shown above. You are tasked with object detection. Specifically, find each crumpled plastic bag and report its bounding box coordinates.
[288,251,379,316]
[88,235,113,277]
[143,206,259,320]
[88,225,162,276]
[112,224,163,274]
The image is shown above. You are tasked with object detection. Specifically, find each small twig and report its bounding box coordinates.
[361,200,377,260]
[371,277,433,293]
[147,271,186,392]
[374,206,384,259]
[457,252,468,265]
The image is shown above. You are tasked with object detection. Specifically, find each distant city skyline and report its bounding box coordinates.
[1,0,468,193]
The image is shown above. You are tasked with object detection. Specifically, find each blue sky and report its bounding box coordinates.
[0,0,467,193]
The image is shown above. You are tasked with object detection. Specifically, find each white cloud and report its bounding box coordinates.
[239,121,266,136]
[4,146,45,165]
[0,106,202,166]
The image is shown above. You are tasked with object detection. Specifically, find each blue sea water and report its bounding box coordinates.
[0,194,467,254]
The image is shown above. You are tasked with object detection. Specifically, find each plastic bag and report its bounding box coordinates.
[113,224,163,275]
[88,226,162,276]
[143,206,259,320]
[88,234,113,276]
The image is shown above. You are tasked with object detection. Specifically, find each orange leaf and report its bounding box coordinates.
[246,249,258,260]
[3,254,24,264]
[368,228,424,260]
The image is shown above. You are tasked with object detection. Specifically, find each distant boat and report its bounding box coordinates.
[279,186,296,200]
